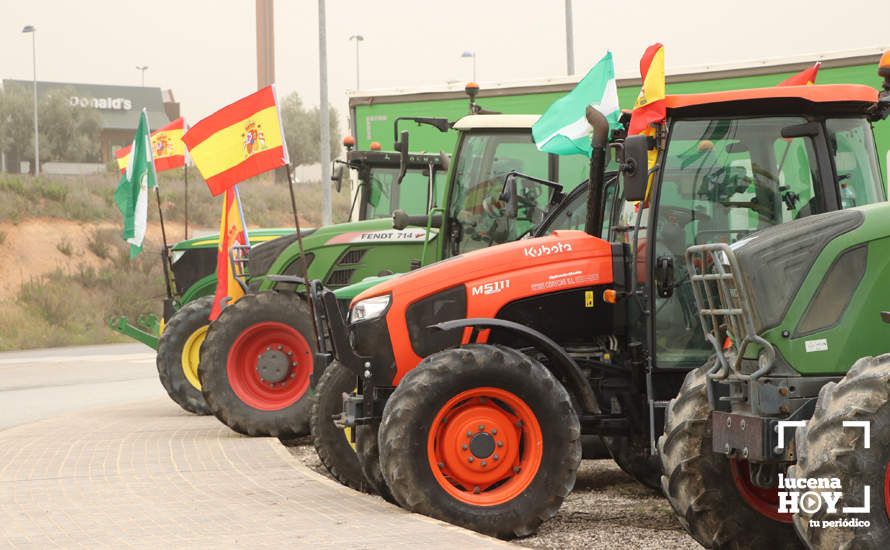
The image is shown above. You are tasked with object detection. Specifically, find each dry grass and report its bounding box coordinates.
[0,170,353,351]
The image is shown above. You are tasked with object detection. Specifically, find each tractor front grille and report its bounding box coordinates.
[326,269,355,288]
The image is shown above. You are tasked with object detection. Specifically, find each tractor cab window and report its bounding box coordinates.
[652,116,823,369]
[362,167,433,220]
[826,118,885,207]
[448,132,553,254]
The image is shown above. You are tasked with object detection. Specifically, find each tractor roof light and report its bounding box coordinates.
[880,50,890,91]
[369,141,381,151]
[342,135,356,150]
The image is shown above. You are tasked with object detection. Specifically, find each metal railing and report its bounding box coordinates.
[686,242,775,381]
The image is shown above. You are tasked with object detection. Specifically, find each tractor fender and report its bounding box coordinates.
[431,318,599,415]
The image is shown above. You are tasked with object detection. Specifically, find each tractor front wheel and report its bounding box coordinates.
[155,296,214,415]
[310,360,369,492]
[199,292,316,437]
[658,360,801,548]
[792,354,890,549]
[378,344,580,539]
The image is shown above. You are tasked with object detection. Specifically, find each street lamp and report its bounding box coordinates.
[22,25,38,176]
[461,50,476,81]
[136,65,149,87]
[348,35,364,89]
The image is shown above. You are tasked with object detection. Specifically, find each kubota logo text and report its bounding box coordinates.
[471,279,510,296]
[523,242,572,258]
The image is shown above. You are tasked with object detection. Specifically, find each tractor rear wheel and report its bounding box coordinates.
[156,296,214,415]
[603,434,662,490]
[378,344,580,539]
[310,360,369,492]
[792,354,890,549]
[658,360,802,549]
[199,291,316,437]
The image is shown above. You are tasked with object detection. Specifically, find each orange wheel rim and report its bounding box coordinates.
[426,387,543,506]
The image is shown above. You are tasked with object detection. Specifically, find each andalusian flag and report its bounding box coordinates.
[209,186,249,320]
[114,110,157,258]
[779,62,821,86]
[182,86,289,196]
[115,117,188,174]
[532,52,621,156]
[627,43,666,136]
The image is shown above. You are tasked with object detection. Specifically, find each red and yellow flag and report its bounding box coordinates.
[778,62,821,86]
[209,187,248,320]
[181,86,289,196]
[627,43,666,136]
[115,117,187,173]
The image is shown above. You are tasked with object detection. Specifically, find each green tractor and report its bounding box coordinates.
[150,140,447,415]
[197,111,593,438]
[660,53,890,550]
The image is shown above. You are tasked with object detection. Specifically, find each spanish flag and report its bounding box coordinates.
[115,117,187,174]
[627,43,666,136]
[182,86,289,196]
[209,186,249,320]
[778,62,821,86]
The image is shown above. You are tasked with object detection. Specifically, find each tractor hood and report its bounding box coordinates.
[171,227,296,251]
[352,230,613,308]
[309,216,437,245]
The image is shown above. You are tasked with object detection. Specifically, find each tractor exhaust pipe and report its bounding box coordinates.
[584,106,610,236]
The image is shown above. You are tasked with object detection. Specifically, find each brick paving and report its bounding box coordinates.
[0,398,510,549]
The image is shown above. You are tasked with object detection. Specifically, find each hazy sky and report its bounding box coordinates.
[3,0,888,133]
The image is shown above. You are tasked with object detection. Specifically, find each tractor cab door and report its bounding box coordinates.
[359,165,439,221]
[648,116,829,369]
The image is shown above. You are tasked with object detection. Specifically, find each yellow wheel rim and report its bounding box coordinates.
[181,325,208,391]
[343,385,357,451]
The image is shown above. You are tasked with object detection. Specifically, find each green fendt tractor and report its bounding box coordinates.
[152,141,447,415]
[660,53,890,549]
[198,109,593,438]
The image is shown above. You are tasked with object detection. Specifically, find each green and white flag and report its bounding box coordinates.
[532,51,621,157]
[114,109,157,258]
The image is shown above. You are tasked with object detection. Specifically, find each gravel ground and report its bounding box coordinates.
[284,438,697,549]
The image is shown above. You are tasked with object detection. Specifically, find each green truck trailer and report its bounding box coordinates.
[349,48,889,181]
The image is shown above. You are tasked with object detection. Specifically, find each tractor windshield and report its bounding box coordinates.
[826,118,885,207]
[362,166,439,220]
[650,115,883,369]
[447,131,586,254]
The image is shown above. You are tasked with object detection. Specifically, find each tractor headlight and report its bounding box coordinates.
[350,295,391,323]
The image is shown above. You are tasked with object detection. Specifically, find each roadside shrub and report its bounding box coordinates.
[56,238,74,256]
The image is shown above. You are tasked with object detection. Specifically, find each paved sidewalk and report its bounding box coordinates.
[0,398,510,549]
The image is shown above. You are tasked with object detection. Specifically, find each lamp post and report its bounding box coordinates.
[461,51,476,81]
[564,0,575,75]
[348,34,364,89]
[22,25,38,176]
[136,65,149,87]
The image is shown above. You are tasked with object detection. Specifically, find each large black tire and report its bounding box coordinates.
[603,434,662,490]
[199,291,316,438]
[354,423,395,502]
[792,354,890,549]
[310,361,369,491]
[156,296,214,415]
[378,344,581,539]
[658,361,802,549]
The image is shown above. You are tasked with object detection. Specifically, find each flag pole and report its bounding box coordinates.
[183,163,189,240]
[155,185,174,303]
[285,163,320,344]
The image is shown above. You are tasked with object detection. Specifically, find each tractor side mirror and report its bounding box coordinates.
[781,121,820,139]
[394,130,409,185]
[498,172,519,219]
[331,162,346,193]
[438,150,450,173]
[622,135,650,202]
